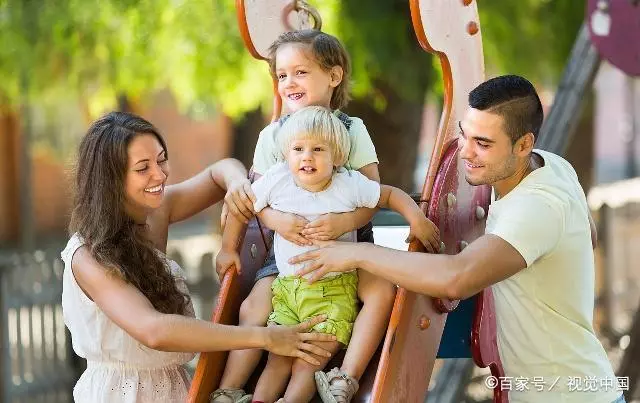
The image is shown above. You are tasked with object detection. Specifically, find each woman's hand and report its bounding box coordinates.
[264,315,337,365]
[222,178,256,226]
[215,249,241,277]
[302,213,350,241]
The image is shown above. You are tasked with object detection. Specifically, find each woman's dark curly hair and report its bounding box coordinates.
[70,111,190,315]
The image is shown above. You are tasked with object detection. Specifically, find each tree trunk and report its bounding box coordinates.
[0,106,20,245]
[346,81,427,191]
[231,107,267,170]
[117,94,133,113]
[339,0,432,191]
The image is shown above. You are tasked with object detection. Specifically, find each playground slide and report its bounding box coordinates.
[188,1,505,402]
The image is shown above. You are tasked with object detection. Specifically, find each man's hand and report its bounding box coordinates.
[222,177,256,226]
[265,315,337,365]
[406,215,441,253]
[290,241,361,282]
[265,210,312,246]
[215,249,241,278]
[302,213,350,241]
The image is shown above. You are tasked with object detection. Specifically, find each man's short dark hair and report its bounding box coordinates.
[468,75,543,144]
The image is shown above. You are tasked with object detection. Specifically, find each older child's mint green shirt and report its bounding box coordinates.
[252,111,378,175]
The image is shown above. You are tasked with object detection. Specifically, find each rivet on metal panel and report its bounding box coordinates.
[459,240,469,252]
[439,242,446,254]
[446,193,457,208]
[418,315,431,330]
[475,205,486,220]
[250,244,258,259]
[467,21,479,35]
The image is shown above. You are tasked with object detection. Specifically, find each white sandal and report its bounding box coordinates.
[315,368,359,403]
[209,388,252,403]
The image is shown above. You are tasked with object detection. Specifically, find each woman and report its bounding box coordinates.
[61,111,334,402]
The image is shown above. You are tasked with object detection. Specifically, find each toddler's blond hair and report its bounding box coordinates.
[278,106,350,167]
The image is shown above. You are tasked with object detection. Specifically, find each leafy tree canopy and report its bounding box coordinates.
[0,0,584,117]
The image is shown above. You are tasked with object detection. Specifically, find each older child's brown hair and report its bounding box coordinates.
[268,29,352,110]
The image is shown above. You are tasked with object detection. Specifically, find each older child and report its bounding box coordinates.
[217,106,439,402]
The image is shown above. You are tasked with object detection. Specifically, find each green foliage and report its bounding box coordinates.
[479,0,584,82]
[0,0,273,117]
[336,0,435,104]
[0,0,585,117]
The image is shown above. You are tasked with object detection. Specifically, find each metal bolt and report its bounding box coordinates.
[459,241,469,251]
[446,193,457,208]
[439,242,446,253]
[418,315,431,330]
[467,21,479,35]
[475,205,486,220]
[250,244,258,259]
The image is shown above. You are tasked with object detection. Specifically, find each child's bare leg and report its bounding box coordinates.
[252,352,293,403]
[340,270,395,379]
[218,276,276,389]
[283,341,341,403]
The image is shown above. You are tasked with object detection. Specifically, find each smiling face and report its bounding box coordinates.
[275,43,342,112]
[458,108,520,187]
[124,134,169,221]
[286,136,335,192]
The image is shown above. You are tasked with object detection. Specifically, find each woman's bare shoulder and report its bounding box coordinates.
[71,246,122,301]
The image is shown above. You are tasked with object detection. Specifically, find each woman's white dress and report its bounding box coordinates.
[61,234,196,402]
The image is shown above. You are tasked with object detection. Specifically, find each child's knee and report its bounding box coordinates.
[359,277,396,306]
[239,294,270,325]
[291,357,320,375]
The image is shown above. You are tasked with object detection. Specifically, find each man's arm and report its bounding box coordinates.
[357,234,526,299]
[295,193,565,297]
[293,234,526,299]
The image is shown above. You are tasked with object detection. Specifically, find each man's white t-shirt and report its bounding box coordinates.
[486,150,619,403]
[252,163,381,278]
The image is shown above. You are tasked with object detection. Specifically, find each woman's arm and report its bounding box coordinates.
[164,158,251,224]
[71,247,334,364]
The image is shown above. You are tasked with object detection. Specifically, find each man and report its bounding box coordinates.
[290,75,624,402]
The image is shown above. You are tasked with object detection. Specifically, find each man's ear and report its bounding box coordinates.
[515,132,535,156]
[329,66,343,88]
